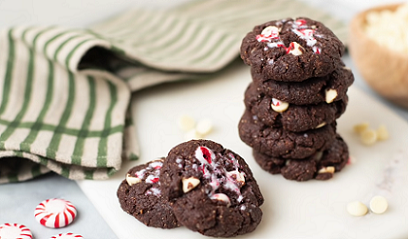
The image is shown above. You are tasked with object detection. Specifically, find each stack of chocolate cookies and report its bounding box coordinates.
[238,17,354,181]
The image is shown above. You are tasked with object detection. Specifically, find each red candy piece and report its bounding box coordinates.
[295,19,307,26]
[0,223,33,239]
[50,233,83,239]
[34,198,77,228]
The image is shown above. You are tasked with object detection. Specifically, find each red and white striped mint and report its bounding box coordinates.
[50,233,83,239]
[0,223,33,239]
[34,198,77,228]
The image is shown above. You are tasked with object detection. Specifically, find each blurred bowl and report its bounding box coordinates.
[349,3,408,108]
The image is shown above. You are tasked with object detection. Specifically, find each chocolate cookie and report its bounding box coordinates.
[160,140,263,237]
[240,17,345,82]
[244,83,348,132]
[239,110,336,159]
[253,134,349,181]
[117,158,180,229]
[252,65,354,105]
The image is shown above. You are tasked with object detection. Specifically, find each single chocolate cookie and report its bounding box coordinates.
[244,82,348,132]
[241,17,345,82]
[117,158,180,229]
[239,110,336,159]
[253,134,349,181]
[160,140,263,238]
[252,65,354,105]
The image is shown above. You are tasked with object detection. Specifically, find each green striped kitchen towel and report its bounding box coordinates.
[0,0,347,183]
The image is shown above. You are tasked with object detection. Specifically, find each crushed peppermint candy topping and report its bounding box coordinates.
[132,160,162,183]
[256,26,280,42]
[193,146,246,206]
[272,98,281,106]
[132,159,163,196]
[256,18,322,54]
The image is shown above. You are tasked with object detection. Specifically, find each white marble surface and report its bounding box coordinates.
[1,0,408,239]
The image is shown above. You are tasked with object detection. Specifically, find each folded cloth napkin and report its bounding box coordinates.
[0,0,347,183]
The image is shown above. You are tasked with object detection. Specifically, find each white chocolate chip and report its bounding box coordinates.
[353,122,370,134]
[347,201,368,216]
[126,174,141,186]
[178,115,196,132]
[184,129,202,140]
[315,122,326,129]
[376,125,389,141]
[361,129,378,145]
[369,196,388,214]
[227,171,245,186]
[271,98,289,112]
[261,26,279,36]
[325,89,338,103]
[210,193,231,207]
[314,151,323,161]
[196,119,213,136]
[288,42,304,56]
[343,66,352,71]
[182,177,200,193]
[318,166,335,174]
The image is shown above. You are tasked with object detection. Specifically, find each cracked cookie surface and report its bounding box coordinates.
[252,65,354,105]
[241,17,344,82]
[239,110,336,159]
[160,140,263,237]
[253,134,349,181]
[117,158,180,229]
[245,83,348,132]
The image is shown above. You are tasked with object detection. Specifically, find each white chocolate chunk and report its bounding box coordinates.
[318,166,335,174]
[196,119,213,136]
[288,42,304,56]
[261,26,279,36]
[315,122,326,129]
[178,115,196,132]
[376,124,389,141]
[353,122,370,134]
[210,193,231,207]
[271,98,289,112]
[126,174,141,186]
[347,201,368,216]
[227,171,245,186]
[182,177,200,193]
[370,196,388,214]
[361,129,378,145]
[314,151,323,161]
[325,89,338,103]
